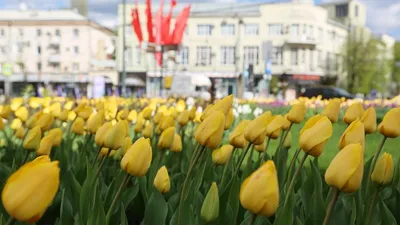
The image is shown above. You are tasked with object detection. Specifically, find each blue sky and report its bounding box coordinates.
[0,0,399,40]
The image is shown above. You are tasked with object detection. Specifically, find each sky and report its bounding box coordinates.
[0,0,399,40]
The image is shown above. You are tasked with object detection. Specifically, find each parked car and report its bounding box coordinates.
[300,86,354,99]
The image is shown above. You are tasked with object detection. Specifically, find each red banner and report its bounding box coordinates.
[171,6,190,44]
[131,7,143,43]
[145,0,154,43]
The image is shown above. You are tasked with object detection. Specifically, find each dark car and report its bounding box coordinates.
[300,86,353,99]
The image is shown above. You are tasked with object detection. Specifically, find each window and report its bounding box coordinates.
[268,24,283,35]
[301,49,306,64]
[327,53,334,70]
[134,46,141,65]
[243,46,259,65]
[336,4,348,17]
[197,24,212,36]
[291,24,299,36]
[318,50,324,67]
[303,25,308,35]
[221,24,235,36]
[73,29,79,38]
[74,46,79,54]
[196,46,212,66]
[291,48,298,65]
[55,29,61,36]
[310,50,314,70]
[125,47,132,66]
[244,24,259,35]
[53,63,60,72]
[37,62,42,71]
[179,46,189,65]
[37,29,41,37]
[72,63,79,71]
[19,29,23,36]
[220,46,235,65]
[355,5,359,17]
[0,29,5,36]
[37,46,41,55]
[318,28,323,40]
[271,47,282,65]
[309,25,314,37]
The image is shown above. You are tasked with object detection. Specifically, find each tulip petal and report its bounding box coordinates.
[300,116,332,152]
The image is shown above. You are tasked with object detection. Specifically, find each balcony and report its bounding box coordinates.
[49,36,60,47]
[48,54,61,63]
[286,35,318,46]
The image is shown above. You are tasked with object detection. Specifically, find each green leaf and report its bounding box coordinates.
[144,191,169,225]
[120,203,129,225]
[121,178,140,209]
[59,189,74,225]
[78,158,96,224]
[140,176,149,203]
[310,160,326,225]
[254,216,272,225]
[273,190,294,225]
[87,187,107,225]
[186,153,208,201]
[350,198,357,225]
[379,195,397,225]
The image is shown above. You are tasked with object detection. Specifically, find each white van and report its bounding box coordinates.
[169,74,212,100]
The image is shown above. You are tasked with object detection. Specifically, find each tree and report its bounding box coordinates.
[393,42,400,94]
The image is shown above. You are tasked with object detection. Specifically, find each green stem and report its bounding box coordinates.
[248,213,257,225]
[322,187,339,225]
[285,148,301,187]
[82,133,92,154]
[245,144,255,172]
[235,144,252,175]
[92,146,103,167]
[367,136,387,194]
[95,151,110,179]
[261,137,271,164]
[285,152,308,203]
[219,148,235,188]
[366,188,379,225]
[5,217,15,225]
[20,151,31,167]
[106,173,131,224]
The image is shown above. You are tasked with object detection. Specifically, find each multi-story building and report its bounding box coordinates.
[118,0,391,97]
[0,8,117,97]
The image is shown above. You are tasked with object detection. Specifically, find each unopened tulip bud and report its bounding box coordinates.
[71,117,85,135]
[212,145,233,165]
[153,111,164,125]
[244,111,271,145]
[170,133,182,152]
[87,112,104,134]
[50,102,61,118]
[153,166,170,194]
[361,107,377,134]
[121,137,132,156]
[229,120,250,148]
[77,106,93,121]
[23,126,42,151]
[36,113,54,132]
[159,115,175,131]
[343,102,364,125]
[195,111,225,149]
[117,108,129,121]
[47,128,63,147]
[189,106,197,120]
[299,115,333,157]
[378,107,400,138]
[0,105,11,119]
[10,118,22,130]
[142,106,153,120]
[58,109,69,122]
[322,99,341,123]
[254,141,266,152]
[95,122,112,147]
[201,182,219,223]
[36,136,53,156]
[104,121,127,150]
[15,127,25,139]
[281,114,291,130]
[134,114,145,133]
[283,131,292,149]
[15,107,29,122]
[127,110,137,122]
[339,119,365,150]
[266,115,284,139]
[371,153,394,186]
[287,103,306,124]
[224,108,234,130]
[143,123,154,139]
[121,137,152,177]
[158,127,176,150]
[177,110,189,126]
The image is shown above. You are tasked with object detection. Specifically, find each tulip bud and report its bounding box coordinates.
[134,114,145,133]
[254,141,266,152]
[371,153,394,186]
[201,182,219,223]
[95,122,112,147]
[47,128,63,147]
[224,108,234,130]
[158,127,176,150]
[339,119,365,150]
[200,104,213,122]
[36,136,53,156]
[287,103,306,124]
[378,107,400,138]
[0,105,11,119]
[343,102,364,125]
[15,107,29,122]
[281,114,291,130]
[189,106,197,121]
[1,155,59,223]
[244,111,271,145]
[229,120,250,148]
[322,99,341,123]
[153,111,164,125]
[127,110,138,122]
[266,115,284,139]
[158,105,168,114]
[77,106,93,121]
[50,102,61,118]
[100,147,113,157]
[68,111,77,122]
[325,143,363,193]
[176,100,186,112]
[153,166,170,194]
[299,114,333,157]
[195,111,225,149]
[360,107,377,134]
[87,112,104,134]
[177,110,189,126]
[170,133,182,152]
[23,126,42,151]
[105,121,127,150]
[283,131,292,148]
[212,145,233,165]
[10,118,22,130]
[121,137,132,156]
[202,95,233,120]
[15,127,25,139]
[36,113,54,132]
[142,106,153,120]
[117,108,129,121]
[240,160,279,216]
[121,137,152,177]
[143,123,154,138]
[71,117,85,135]
[159,115,175,131]
[64,101,74,110]
[58,109,69,122]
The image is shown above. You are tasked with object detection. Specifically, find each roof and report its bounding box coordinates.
[0,9,86,21]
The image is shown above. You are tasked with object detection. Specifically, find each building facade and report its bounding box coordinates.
[0,9,117,97]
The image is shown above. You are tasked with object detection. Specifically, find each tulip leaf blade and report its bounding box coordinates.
[379,195,397,225]
[121,178,140,209]
[350,198,356,225]
[78,158,96,224]
[120,203,129,225]
[310,160,326,225]
[273,187,294,225]
[59,189,74,225]
[87,186,107,225]
[144,191,168,225]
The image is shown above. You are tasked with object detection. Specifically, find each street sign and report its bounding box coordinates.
[265,59,272,75]
[2,63,12,76]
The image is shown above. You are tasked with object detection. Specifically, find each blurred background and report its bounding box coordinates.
[0,0,398,100]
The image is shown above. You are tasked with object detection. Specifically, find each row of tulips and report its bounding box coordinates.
[0,96,399,225]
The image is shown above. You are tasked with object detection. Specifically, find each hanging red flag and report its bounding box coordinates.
[131,7,143,43]
[154,0,164,66]
[145,0,155,43]
[162,0,177,44]
[171,6,190,45]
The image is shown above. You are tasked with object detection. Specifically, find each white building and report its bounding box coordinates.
[0,8,117,97]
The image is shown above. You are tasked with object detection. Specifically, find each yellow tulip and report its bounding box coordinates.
[360,107,377,134]
[224,108,234,130]
[325,143,363,193]
[0,105,11,119]
[134,114,145,134]
[153,166,170,194]
[371,153,394,186]
[77,106,93,121]
[64,101,74,110]
[121,137,152,177]
[159,115,175,131]
[71,117,85,135]
[229,120,250,149]
[202,95,233,120]
[212,144,233,165]
[58,109,69,122]
[121,137,132,156]
[104,121,127,150]
[153,111,164,125]
[266,115,284,139]
[299,114,333,157]
[254,141,266,152]
[158,105,168,114]
[50,102,61,118]
[287,103,306,124]
[10,98,23,111]
[142,106,153,120]
[281,114,291,130]
[15,127,25,139]
[25,111,43,129]
[143,123,154,138]
[321,99,341,123]
[240,160,279,216]
[168,107,178,119]
[189,106,197,121]
[200,104,214,121]
[170,133,182,152]
[95,122,112,147]
[283,131,292,148]
[176,100,186,112]
[158,127,176,150]
[201,182,219,223]
[47,128,63,147]
[95,101,104,111]
[339,119,365,150]
[36,113,54,132]
[100,147,113,157]
[36,136,53,156]
[244,111,271,145]
[15,107,29,122]
[177,110,189,126]
[343,102,364,125]
[127,110,138,122]
[23,126,42,151]
[1,156,59,223]
[87,112,104,134]
[378,107,400,138]
[117,108,129,121]
[195,111,225,149]
[10,118,23,130]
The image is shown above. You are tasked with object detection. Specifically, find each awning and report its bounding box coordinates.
[191,75,212,87]
[125,77,145,87]
[147,71,239,78]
